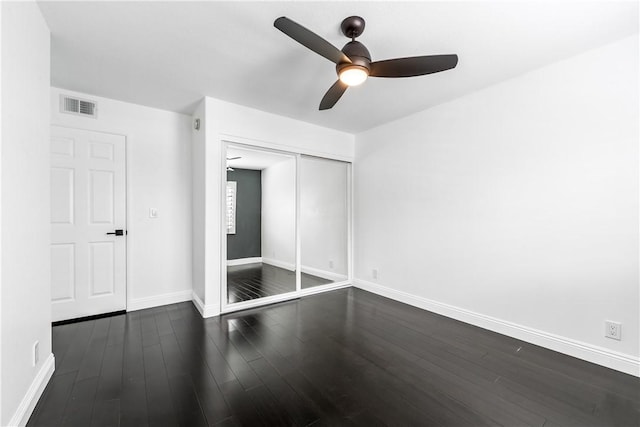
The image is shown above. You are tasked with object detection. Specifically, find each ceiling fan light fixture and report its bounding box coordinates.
[339,65,368,86]
[274,16,458,110]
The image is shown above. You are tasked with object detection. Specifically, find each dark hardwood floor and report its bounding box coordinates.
[227,263,332,303]
[28,288,639,426]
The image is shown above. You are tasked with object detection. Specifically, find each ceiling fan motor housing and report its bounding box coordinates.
[337,41,372,75]
[340,16,366,39]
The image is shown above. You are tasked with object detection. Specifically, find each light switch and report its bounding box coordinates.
[149,208,158,218]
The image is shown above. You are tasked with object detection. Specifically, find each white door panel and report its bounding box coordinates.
[51,126,126,321]
[50,167,74,224]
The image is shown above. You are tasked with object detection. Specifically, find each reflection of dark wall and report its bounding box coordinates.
[227,168,261,260]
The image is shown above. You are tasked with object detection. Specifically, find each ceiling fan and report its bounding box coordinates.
[274,16,458,110]
[226,156,241,172]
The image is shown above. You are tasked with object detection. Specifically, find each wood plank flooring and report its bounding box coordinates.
[227,263,332,303]
[28,288,639,426]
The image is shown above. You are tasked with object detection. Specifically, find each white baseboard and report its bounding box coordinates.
[9,353,55,426]
[262,257,296,271]
[191,291,220,318]
[354,279,640,377]
[254,259,348,282]
[127,289,192,312]
[227,257,262,266]
[298,281,352,297]
[301,265,348,282]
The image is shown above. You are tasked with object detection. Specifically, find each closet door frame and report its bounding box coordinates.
[220,138,352,314]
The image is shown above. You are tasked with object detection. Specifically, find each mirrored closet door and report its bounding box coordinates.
[225,145,297,304]
[300,156,349,288]
[224,144,350,312]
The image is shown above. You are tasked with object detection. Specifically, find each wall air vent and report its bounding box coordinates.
[60,95,97,118]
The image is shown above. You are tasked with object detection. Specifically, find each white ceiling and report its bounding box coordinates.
[38,1,638,133]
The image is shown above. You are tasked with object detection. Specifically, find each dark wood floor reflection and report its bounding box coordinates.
[29,288,639,426]
[227,263,332,303]
[301,271,333,290]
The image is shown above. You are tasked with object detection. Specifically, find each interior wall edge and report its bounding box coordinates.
[191,291,220,318]
[2,1,52,424]
[353,279,640,377]
[7,353,54,427]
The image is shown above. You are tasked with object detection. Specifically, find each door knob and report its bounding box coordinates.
[106,229,124,236]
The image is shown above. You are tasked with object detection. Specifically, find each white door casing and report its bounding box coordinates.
[50,126,126,321]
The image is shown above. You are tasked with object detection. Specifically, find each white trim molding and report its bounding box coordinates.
[258,262,347,282]
[298,281,351,298]
[9,353,55,427]
[262,258,295,272]
[227,257,262,267]
[127,289,192,312]
[221,281,352,315]
[219,134,354,164]
[354,279,640,377]
[301,265,348,283]
[191,291,220,318]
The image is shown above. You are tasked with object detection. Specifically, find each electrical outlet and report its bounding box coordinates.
[33,341,39,366]
[605,321,622,341]
[372,269,378,280]
[149,208,158,218]
[329,260,334,269]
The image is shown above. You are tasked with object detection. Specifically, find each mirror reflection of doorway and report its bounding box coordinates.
[226,145,297,304]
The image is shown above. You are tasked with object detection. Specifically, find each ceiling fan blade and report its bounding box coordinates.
[370,54,458,78]
[319,80,348,110]
[274,17,351,65]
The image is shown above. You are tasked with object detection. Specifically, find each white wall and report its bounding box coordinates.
[195,97,354,315]
[1,2,52,424]
[191,100,206,304]
[262,158,296,269]
[300,156,349,279]
[51,87,193,310]
[354,36,639,375]
[0,1,3,420]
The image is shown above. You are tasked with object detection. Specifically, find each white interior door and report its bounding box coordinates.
[50,126,126,322]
